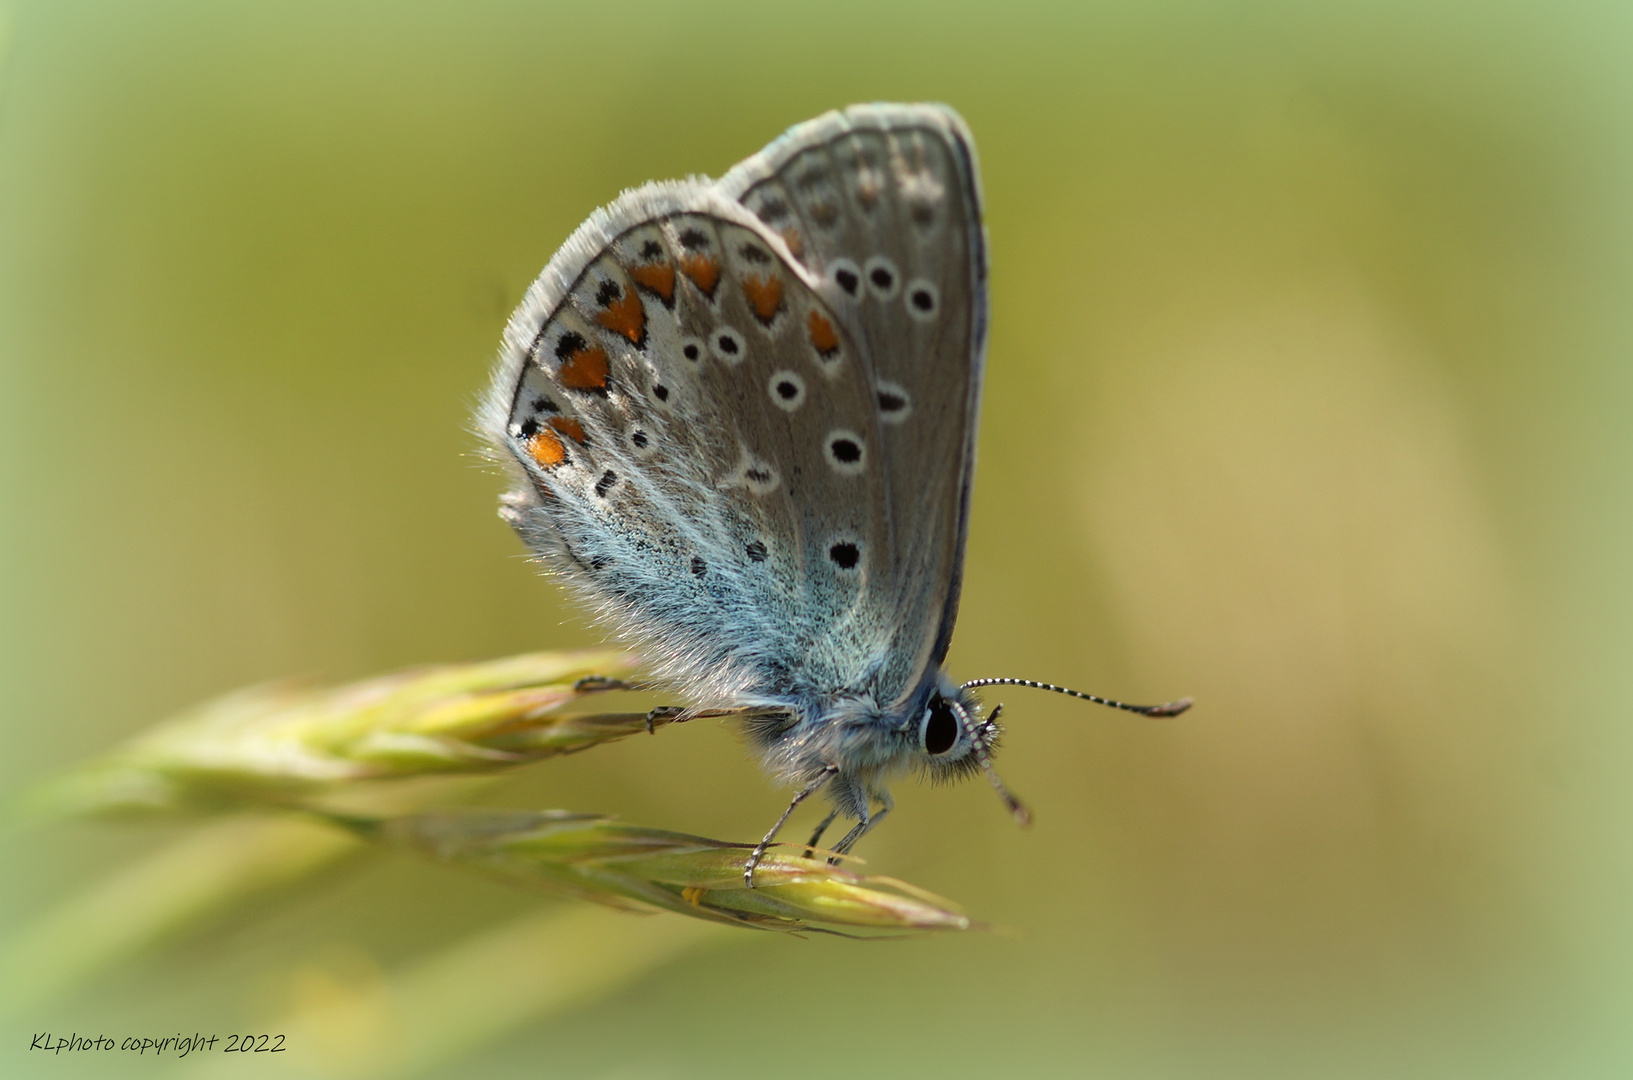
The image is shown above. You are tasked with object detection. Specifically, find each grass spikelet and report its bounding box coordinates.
[361,808,973,934]
[13,649,978,962]
[21,650,652,819]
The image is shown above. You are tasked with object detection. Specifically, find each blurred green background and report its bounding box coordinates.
[3,0,1632,1076]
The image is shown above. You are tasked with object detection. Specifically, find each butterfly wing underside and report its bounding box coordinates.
[723,104,988,706]
[478,105,985,714]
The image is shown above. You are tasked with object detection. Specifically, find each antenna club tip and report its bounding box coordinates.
[1147,696,1194,717]
[1010,802,1033,827]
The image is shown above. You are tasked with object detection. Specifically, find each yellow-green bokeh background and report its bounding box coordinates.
[4,0,1632,1076]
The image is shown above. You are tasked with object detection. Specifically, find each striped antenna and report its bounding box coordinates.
[959,678,1193,718]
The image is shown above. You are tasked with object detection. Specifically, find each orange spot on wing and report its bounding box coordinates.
[807,309,840,356]
[628,262,675,302]
[679,254,720,296]
[548,417,587,444]
[525,427,567,468]
[558,346,609,391]
[742,274,783,323]
[781,228,803,258]
[595,290,646,344]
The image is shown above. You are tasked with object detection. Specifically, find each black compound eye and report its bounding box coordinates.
[921,697,960,756]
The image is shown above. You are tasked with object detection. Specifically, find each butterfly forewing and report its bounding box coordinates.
[485,176,910,706]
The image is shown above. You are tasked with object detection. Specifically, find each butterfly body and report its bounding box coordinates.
[480,104,1003,860]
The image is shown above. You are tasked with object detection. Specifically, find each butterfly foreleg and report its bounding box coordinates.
[828,788,894,862]
[803,809,841,857]
[745,766,838,888]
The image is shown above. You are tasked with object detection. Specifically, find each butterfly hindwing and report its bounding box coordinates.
[722,104,987,707]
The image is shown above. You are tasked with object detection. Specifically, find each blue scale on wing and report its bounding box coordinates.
[722,106,987,710]
[489,196,893,706]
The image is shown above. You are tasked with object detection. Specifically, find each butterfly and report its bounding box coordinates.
[477,103,1190,885]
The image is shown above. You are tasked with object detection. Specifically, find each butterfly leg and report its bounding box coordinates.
[828,789,894,862]
[641,705,770,734]
[642,706,686,735]
[745,766,838,888]
[572,675,639,693]
[568,676,674,735]
[803,809,840,857]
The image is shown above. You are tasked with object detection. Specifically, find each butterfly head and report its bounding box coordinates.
[903,674,1193,824]
[915,680,1001,783]
[746,671,1000,790]
[769,671,1026,827]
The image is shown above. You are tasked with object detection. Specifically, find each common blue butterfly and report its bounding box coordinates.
[478,104,1190,885]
